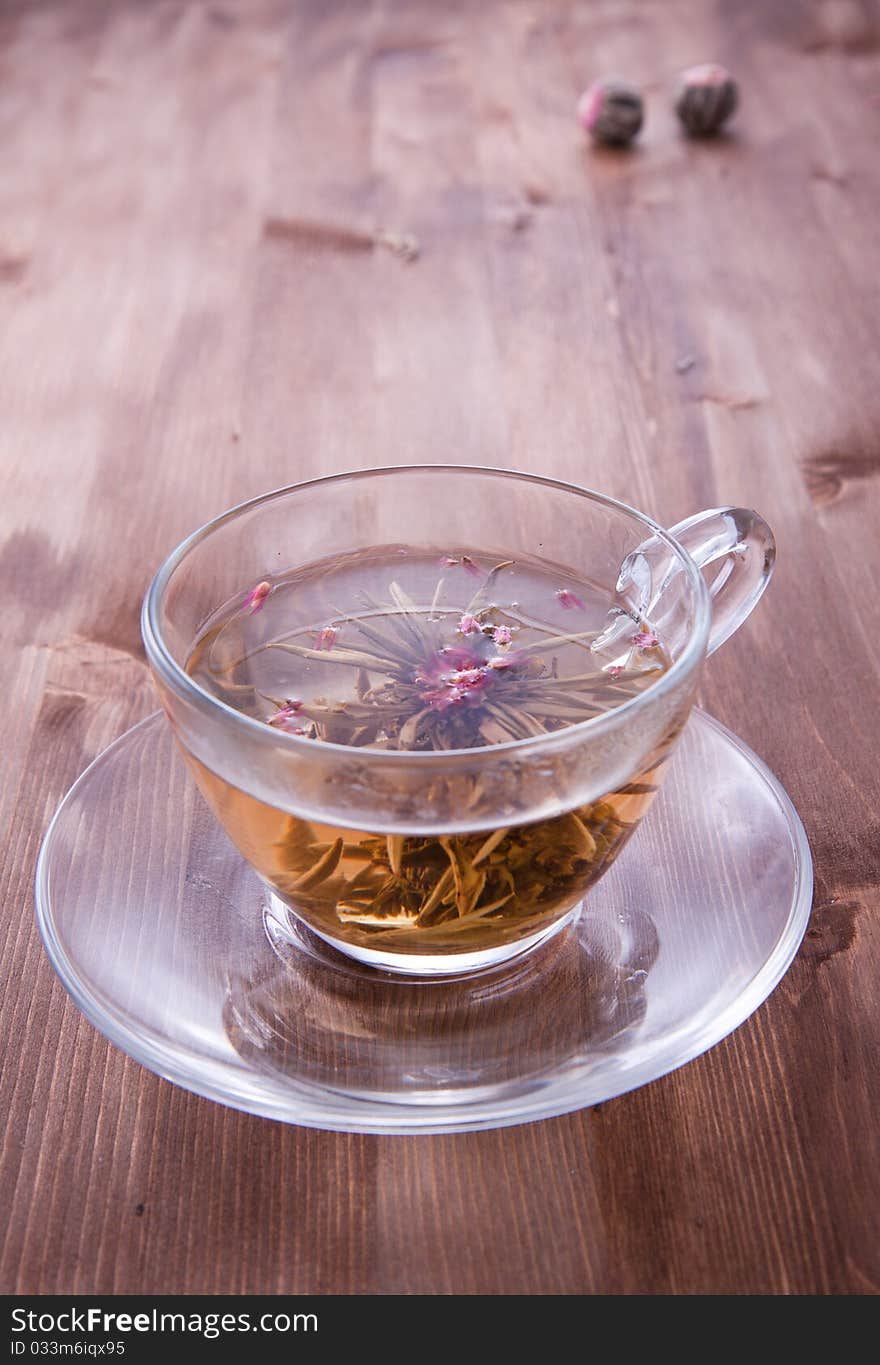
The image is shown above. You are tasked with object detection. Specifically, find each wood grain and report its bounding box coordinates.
[1,0,878,1295]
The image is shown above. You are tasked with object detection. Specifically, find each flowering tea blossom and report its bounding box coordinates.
[197,550,669,754]
[414,646,497,710]
[243,581,271,614]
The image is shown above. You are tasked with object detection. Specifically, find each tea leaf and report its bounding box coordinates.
[351,618,421,664]
[386,834,405,875]
[429,577,446,617]
[472,826,511,864]
[268,641,402,672]
[416,865,455,920]
[288,838,344,890]
[515,629,600,658]
[398,706,432,750]
[464,560,514,615]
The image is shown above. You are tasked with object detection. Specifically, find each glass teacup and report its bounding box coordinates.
[142,466,774,976]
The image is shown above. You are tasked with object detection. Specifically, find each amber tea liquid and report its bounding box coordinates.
[186,547,672,960]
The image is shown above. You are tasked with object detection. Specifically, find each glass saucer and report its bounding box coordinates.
[35,710,813,1135]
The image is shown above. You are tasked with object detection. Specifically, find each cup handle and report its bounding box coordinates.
[667,506,775,655]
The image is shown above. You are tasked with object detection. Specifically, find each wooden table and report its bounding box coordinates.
[2,0,877,1296]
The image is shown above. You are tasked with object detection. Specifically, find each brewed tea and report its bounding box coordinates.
[186,548,672,959]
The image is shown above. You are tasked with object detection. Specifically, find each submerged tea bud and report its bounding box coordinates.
[578,77,644,146]
[675,63,738,136]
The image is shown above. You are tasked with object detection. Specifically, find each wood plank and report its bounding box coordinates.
[1,0,877,1295]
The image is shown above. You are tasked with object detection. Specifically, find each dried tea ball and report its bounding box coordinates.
[578,77,644,147]
[675,63,738,136]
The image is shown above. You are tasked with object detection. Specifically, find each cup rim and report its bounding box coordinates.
[141,464,711,762]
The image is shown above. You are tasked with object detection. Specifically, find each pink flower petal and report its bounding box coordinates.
[458,613,480,635]
[442,667,485,687]
[556,588,586,611]
[682,63,729,88]
[437,644,483,669]
[631,630,659,649]
[577,80,606,133]
[268,701,307,733]
[243,580,271,614]
[491,625,513,645]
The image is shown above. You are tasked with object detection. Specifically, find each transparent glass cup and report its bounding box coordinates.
[142,466,774,976]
